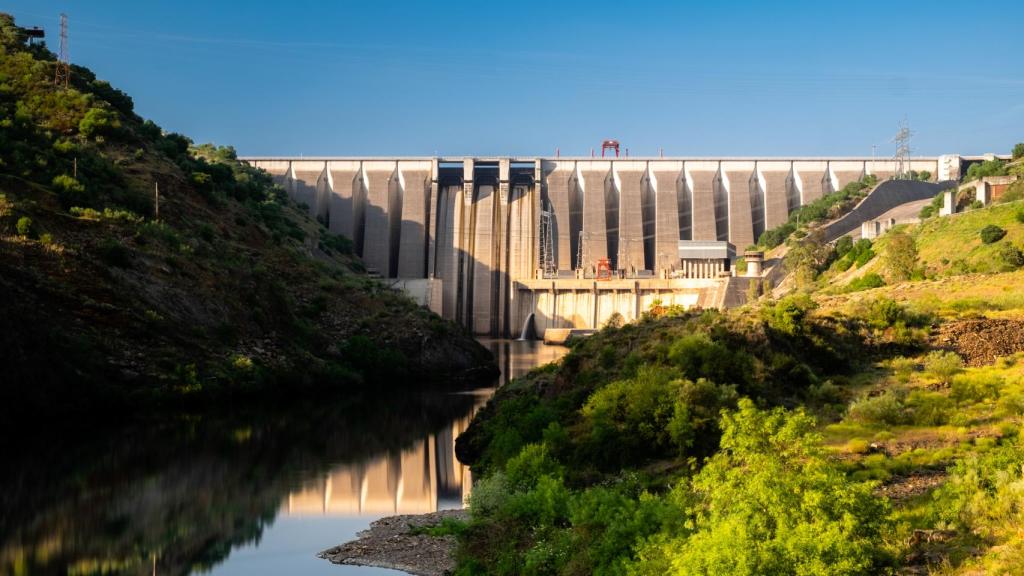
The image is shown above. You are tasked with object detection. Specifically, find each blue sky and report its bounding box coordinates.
[7,1,1024,157]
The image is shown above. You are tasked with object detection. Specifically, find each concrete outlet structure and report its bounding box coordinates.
[244,154,976,338]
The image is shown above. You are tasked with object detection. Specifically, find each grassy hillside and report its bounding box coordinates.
[448,167,1024,574]
[0,14,494,420]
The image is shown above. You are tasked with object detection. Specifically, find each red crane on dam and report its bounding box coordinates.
[601,140,620,158]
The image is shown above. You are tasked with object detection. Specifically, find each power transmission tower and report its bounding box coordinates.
[892,118,913,180]
[53,13,70,88]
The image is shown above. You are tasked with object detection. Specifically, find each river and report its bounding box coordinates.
[0,339,566,576]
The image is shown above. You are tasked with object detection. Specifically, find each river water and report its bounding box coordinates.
[0,340,566,576]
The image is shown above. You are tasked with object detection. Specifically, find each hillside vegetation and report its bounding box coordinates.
[450,169,1024,573]
[0,14,493,420]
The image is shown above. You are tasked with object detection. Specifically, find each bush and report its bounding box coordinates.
[951,373,1002,404]
[78,107,121,139]
[846,272,885,292]
[980,224,1007,244]
[632,400,890,576]
[906,390,953,425]
[15,216,32,237]
[580,366,737,466]
[761,294,817,336]
[848,389,908,425]
[965,159,1007,182]
[998,243,1024,270]
[52,174,89,207]
[934,440,1024,542]
[924,350,963,385]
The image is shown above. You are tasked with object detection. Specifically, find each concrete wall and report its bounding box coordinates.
[326,161,360,238]
[722,161,757,248]
[793,160,830,203]
[361,161,398,275]
[578,160,612,268]
[615,161,647,271]
[291,160,327,220]
[396,161,432,278]
[829,160,865,191]
[686,161,720,241]
[245,155,952,336]
[543,160,575,271]
[651,161,683,272]
[757,160,793,231]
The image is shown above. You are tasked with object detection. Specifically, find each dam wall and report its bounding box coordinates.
[246,155,954,336]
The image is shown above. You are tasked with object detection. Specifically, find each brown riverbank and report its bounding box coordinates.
[319,509,467,576]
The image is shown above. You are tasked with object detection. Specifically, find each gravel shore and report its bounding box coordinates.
[319,509,467,576]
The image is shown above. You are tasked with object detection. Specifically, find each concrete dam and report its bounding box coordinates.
[243,155,959,337]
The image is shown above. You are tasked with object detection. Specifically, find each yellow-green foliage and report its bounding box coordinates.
[630,400,889,576]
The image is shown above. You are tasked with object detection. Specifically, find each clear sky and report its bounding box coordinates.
[7,1,1024,157]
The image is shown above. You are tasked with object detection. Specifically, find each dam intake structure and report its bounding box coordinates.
[244,155,973,338]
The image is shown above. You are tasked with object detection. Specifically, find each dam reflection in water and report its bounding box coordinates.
[0,340,567,576]
[282,339,567,519]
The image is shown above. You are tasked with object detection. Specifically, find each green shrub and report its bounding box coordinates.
[667,334,752,388]
[835,236,853,258]
[1016,209,1024,224]
[15,216,32,237]
[998,243,1024,270]
[580,366,737,466]
[761,294,817,335]
[906,390,953,425]
[965,159,1007,182]
[969,199,984,210]
[998,392,1024,416]
[924,350,963,385]
[70,207,102,219]
[631,400,889,576]
[78,107,121,139]
[848,389,908,425]
[321,233,354,255]
[846,272,885,292]
[51,174,89,207]
[951,373,1002,404]
[933,440,1024,541]
[980,224,1007,244]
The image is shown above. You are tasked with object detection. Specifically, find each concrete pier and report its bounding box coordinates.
[244,154,971,336]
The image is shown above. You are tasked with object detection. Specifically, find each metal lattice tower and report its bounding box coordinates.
[892,118,913,180]
[53,13,70,88]
[576,230,588,272]
[539,207,556,278]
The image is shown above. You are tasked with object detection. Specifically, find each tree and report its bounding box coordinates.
[1013,142,1024,160]
[784,230,830,289]
[883,230,917,282]
[630,400,889,576]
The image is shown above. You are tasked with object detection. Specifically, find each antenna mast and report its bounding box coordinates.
[53,13,70,88]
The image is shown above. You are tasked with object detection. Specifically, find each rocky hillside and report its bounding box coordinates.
[0,14,494,420]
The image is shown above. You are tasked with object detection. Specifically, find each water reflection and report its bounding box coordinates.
[283,413,474,518]
[0,340,567,576]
